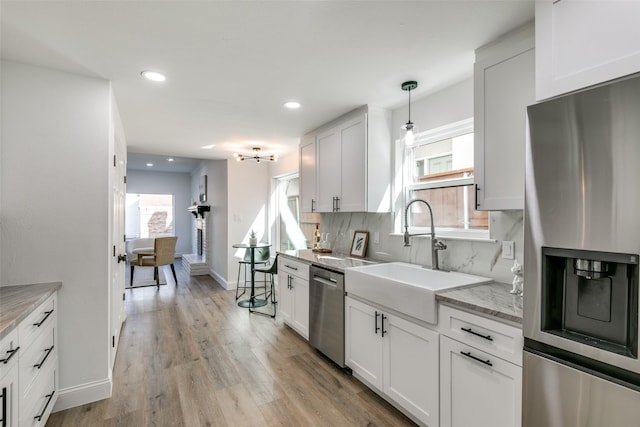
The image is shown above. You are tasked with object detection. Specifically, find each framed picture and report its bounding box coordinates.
[199,175,207,203]
[350,231,369,258]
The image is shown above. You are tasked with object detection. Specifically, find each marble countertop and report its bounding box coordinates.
[0,282,62,340]
[436,281,523,324]
[278,249,381,272]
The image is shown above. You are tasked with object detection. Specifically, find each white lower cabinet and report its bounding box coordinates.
[278,258,310,339]
[439,305,522,427]
[345,296,439,426]
[0,290,58,427]
[0,329,19,427]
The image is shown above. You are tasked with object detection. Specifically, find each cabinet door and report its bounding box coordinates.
[0,363,19,427]
[277,272,293,326]
[300,134,317,213]
[316,127,341,212]
[339,114,367,212]
[290,276,309,339]
[536,1,640,101]
[475,42,534,211]
[384,313,439,427]
[345,297,383,389]
[440,336,522,427]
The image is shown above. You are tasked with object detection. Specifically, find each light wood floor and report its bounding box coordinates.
[47,263,416,426]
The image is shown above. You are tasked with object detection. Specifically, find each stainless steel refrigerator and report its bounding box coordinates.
[524,74,640,426]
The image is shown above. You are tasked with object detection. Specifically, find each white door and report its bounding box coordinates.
[110,125,127,369]
[339,114,367,212]
[316,127,341,212]
[278,272,293,325]
[384,313,440,426]
[440,335,522,427]
[299,135,317,213]
[290,275,309,339]
[345,297,383,389]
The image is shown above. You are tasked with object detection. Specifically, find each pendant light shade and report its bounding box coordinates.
[401,81,418,146]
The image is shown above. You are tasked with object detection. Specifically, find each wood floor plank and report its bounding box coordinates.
[47,263,416,427]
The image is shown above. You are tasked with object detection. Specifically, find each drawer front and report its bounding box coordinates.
[439,304,523,366]
[0,328,20,376]
[20,322,56,398]
[278,257,309,280]
[20,360,57,427]
[18,294,56,348]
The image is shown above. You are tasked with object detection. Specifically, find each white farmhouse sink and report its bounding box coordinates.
[345,262,492,324]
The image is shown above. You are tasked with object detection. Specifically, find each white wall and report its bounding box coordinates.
[226,160,270,288]
[126,169,192,256]
[1,61,112,405]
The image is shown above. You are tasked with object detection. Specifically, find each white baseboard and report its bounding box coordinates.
[53,377,112,412]
[209,269,230,289]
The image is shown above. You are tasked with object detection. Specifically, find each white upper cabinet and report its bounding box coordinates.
[299,134,317,213]
[300,105,391,213]
[316,126,342,212]
[536,0,640,101]
[474,23,535,211]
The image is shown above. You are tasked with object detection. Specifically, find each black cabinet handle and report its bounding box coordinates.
[311,199,315,212]
[475,184,480,209]
[0,347,19,364]
[34,346,54,369]
[34,390,55,422]
[374,311,380,334]
[33,310,54,327]
[284,264,298,271]
[335,197,340,212]
[1,387,6,427]
[381,314,387,337]
[461,351,493,367]
[461,327,493,341]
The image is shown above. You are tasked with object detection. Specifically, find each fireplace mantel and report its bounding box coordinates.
[188,204,211,218]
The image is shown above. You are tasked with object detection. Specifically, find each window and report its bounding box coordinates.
[403,119,488,238]
[125,193,175,239]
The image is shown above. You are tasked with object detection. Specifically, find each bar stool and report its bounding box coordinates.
[235,246,270,300]
[250,255,278,318]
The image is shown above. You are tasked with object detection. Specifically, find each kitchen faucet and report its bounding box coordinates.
[403,198,447,270]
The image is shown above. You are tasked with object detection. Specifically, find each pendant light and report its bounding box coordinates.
[401,81,418,146]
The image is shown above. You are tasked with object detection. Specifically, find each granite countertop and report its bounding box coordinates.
[0,282,62,340]
[278,249,381,272]
[436,281,523,324]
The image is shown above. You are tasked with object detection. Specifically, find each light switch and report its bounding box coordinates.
[502,240,515,260]
[373,232,380,244]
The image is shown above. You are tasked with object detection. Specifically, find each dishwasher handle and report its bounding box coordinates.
[313,275,338,288]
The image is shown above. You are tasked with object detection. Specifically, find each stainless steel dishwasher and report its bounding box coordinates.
[309,265,345,368]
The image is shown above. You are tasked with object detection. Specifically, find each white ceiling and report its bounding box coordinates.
[1,1,534,166]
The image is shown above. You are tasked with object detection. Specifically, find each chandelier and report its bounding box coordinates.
[233,147,278,163]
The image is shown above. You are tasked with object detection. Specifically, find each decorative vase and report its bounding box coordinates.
[249,237,257,246]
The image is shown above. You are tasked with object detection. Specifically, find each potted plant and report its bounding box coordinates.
[249,230,258,246]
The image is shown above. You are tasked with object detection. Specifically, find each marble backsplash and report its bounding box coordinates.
[319,210,524,285]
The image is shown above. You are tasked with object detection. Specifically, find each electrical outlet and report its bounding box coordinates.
[502,240,515,260]
[373,232,380,244]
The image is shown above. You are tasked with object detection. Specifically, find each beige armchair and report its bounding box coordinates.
[128,237,178,288]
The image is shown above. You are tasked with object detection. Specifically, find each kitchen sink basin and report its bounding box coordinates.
[345,262,492,324]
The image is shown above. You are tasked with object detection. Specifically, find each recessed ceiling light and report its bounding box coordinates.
[201,144,216,149]
[141,70,166,82]
[284,101,301,109]
[167,158,174,162]
[146,163,153,167]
